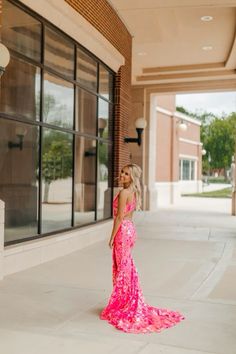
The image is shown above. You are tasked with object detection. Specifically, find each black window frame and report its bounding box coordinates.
[0,0,115,246]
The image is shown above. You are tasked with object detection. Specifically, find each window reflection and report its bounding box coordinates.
[74,137,96,225]
[43,73,74,128]
[98,98,113,141]
[42,129,73,233]
[76,88,97,135]
[99,64,113,101]
[180,159,195,181]
[0,119,39,243]
[2,0,41,61]
[45,26,74,79]
[77,48,97,91]
[0,56,41,120]
[97,143,112,220]
[0,0,115,245]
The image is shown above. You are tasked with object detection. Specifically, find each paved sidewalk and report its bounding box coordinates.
[0,197,236,354]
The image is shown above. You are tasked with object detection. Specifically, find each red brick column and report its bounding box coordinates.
[0,0,2,38]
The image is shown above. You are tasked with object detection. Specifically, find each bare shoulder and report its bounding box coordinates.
[119,188,129,198]
[119,188,133,201]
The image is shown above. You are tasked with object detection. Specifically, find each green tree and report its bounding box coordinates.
[42,131,72,203]
[203,118,235,176]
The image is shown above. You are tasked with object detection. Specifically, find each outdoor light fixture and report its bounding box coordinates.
[137,52,147,56]
[202,45,213,51]
[0,43,10,77]
[124,117,147,146]
[201,16,213,22]
[8,127,27,150]
[201,148,207,155]
[84,140,96,157]
[178,120,188,132]
[98,117,107,139]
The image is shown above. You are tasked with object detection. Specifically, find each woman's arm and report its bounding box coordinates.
[109,190,128,248]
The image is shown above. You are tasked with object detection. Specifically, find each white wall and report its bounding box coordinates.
[3,220,112,278]
[0,200,4,280]
[179,180,203,194]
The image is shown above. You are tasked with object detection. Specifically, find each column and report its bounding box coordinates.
[0,200,4,280]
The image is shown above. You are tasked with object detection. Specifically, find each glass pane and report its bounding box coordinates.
[43,73,74,128]
[98,98,113,141]
[182,160,190,180]
[99,65,113,101]
[45,26,74,79]
[74,137,96,226]
[2,0,41,61]
[42,129,73,233]
[77,48,97,91]
[0,56,41,120]
[97,143,112,220]
[76,88,97,135]
[191,161,195,180]
[179,160,182,180]
[0,118,39,243]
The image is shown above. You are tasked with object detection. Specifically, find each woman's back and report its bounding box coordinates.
[113,190,136,220]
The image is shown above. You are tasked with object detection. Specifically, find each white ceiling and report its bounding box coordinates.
[109,0,236,89]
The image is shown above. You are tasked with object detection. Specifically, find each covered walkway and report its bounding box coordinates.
[0,197,236,354]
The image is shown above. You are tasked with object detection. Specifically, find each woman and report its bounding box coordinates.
[100,163,185,333]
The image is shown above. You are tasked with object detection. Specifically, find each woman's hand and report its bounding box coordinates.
[109,237,114,249]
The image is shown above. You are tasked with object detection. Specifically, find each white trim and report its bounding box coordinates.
[154,181,181,206]
[155,181,179,186]
[179,138,203,146]
[174,111,201,126]
[155,106,201,126]
[179,154,198,160]
[19,0,125,72]
[155,106,172,116]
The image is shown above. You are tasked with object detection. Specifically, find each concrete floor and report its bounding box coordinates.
[0,196,236,354]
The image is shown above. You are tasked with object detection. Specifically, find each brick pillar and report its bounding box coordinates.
[0,0,2,32]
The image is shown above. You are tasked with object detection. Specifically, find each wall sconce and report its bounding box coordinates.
[98,117,107,139]
[84,140,96,157]
[0,43,10,77]
[201,148,207,156]
[8,127,27,150]
[124,117,147,146]
[178,120,188,132]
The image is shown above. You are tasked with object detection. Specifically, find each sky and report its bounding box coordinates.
[176,91,236,117]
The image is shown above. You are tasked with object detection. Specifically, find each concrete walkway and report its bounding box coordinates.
[0,197,236,354]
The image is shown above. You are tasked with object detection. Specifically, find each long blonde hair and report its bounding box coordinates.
[123,163,142,210]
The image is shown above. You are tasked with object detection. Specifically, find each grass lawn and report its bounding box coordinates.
[182,187,232,198]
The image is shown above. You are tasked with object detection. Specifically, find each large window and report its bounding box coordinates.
[0,56,41,120]
[179,159,196,181]
[42,129,73,233]
[0,119,39,243]
[0,0,114,245]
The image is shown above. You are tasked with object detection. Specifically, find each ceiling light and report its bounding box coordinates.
[202,45,213,51]
[138,52,147,56]
[201,16,213,22]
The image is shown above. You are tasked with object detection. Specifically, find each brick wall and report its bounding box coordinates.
[65,0,132,182]
[0,0,2,34]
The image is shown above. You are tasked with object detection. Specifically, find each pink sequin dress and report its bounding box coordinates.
[100,191,185,333]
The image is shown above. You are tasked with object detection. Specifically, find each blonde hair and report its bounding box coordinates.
[122,163,142,210]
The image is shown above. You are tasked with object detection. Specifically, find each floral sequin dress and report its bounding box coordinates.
[100,192,185,333]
